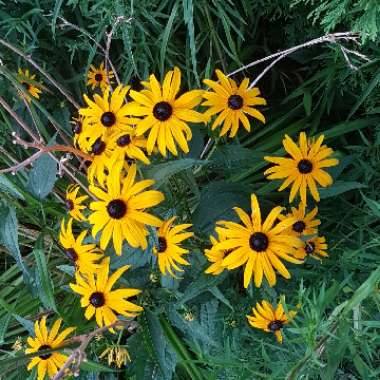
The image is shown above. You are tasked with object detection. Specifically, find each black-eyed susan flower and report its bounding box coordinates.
[70,257,143,332]
[294,235,328,260]
[65,184,88,221]
[204,233,228,276]
[80,85,134,145]
[86,137,113,186]
[153,216,193,277]
[213,194,303,288]
[71,115,88,151]
[202,69,266,138]
[247,300,296,343]
[264,132,339,205]
[18,68,42,100]
[59,218,103,274]
[25,316,75,380]
[108,128,150,165]
[88,161,163,255]
[125,67,205,156]
[278,202,320,237]
[87,62,114,91]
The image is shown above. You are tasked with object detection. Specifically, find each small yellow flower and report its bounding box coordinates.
[100,345,131,368]
[264,132,339,205]
[18,68,42,101]
[25,316,75,380]
[12,337,23,351]
[153,216,193,277]
[184,311,195,321]
[293,235,328,260]
[125,67,205,156]
[202,69,266,137]
[87,62,114,91]
[247,300,296,343]
[65,184,88,221]
[204,233,228,276]
[70,257,143,332]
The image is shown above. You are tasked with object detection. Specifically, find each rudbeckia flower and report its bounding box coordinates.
[204,233,229,276]
[87,62,114,91]
[247,300,296,343]
[264,132,339,205]
[25,316,75,380]
[125,67,205,156]
[70,257,143,332]
[153,216,193,277]
[88,161,164,255]
[59,218,103,274]
[65,184,88,221]
[213,194,303,288]
[278,202,320,236]
[202,69,266,137]
[18,68,42,101]
[79,85,134,145]
[293,235,328,260]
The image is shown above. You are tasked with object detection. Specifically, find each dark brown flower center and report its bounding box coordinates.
[101,112,116,127]
[153,102,172,121]
[298,159,313,174]
[249,232,269,252]
[305,241,315,254]
[91,138,106,155]
[38,344,52,360]
[292,221,306,233]
[72,121,82,134]
[95,73,103,82]
[65,199,74,210]
[107,199,127,219]
[228,94,244,110]
[65,248,78,262]
[268,320,283,332]
[89,292,105,308]
[157,237,167,253]
[21,81,32,91]
[117,134,131,147]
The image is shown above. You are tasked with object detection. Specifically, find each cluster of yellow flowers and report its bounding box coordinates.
[21,63,339,378]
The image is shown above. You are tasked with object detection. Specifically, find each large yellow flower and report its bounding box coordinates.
[125,67,205,156]
[25,316,75,380]
[247,300,296,343]
[79,85,133,145]
[70,257,143,332]
[213,194,303,288]
[88,161,164,255]
[18,68,42,100]
[65,184,88,221]
[204,233,228,276]
[153,216,193,277]
[278,202,320,237]
[59,218,103,274]
[264,132,339,205]
[293,235,328,260]
[87,62,114,91]
[202,69,266,137]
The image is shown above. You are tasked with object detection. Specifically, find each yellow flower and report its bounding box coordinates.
[99,345,131,368]
[153,216,193,277]
[264,132,339,205]
[213,194,303,288]
[79,85,134,145]
[125,67,205,156]
[25,316,75,380]
[108,128,150,165]
[278,202,320,237]
[59,218,103,274]
[87,62,114,91]
[293,235,328,260]
[18,68,42,100]
[247,300,296,343]
[70,257,143,332]
[71,115,88,151]
[202,69,266,137]
[88,161,164,255]
[204,233,228,276]
[65,184,88,221]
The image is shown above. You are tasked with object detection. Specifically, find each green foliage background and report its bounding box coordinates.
[1,0,380,379]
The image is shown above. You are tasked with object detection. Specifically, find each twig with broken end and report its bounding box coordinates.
[52,320,138,380]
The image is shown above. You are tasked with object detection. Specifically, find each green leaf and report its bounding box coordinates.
[303,90,312,116]
[319,181,365,199]
[27,154,57,200]
[51,0,64,37]
[80,360,117,373]
[0,175,25,200]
